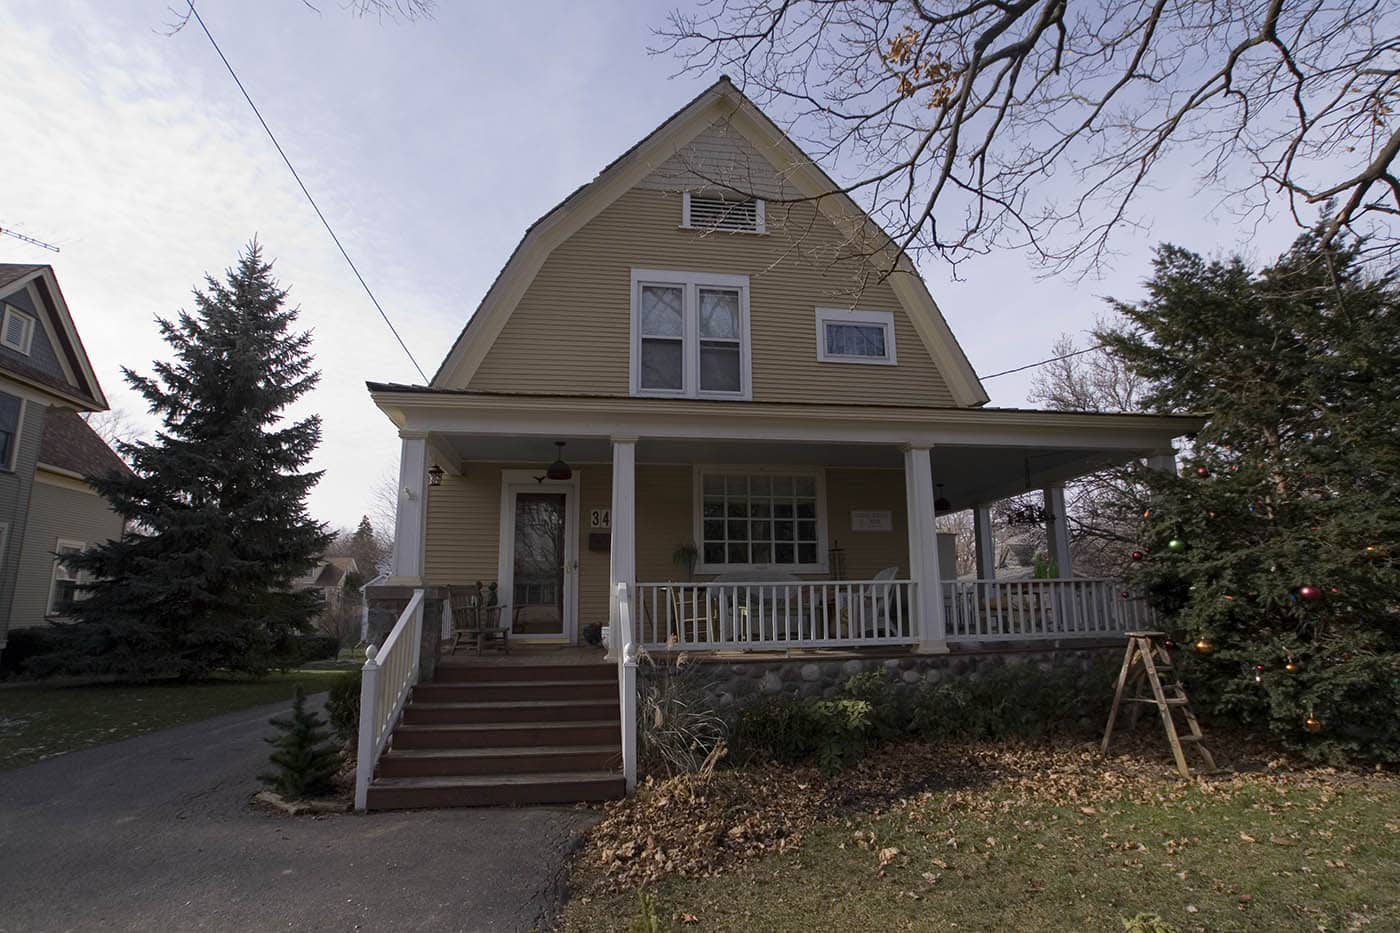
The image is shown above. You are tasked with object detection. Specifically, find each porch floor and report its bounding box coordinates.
[437,646,609,667]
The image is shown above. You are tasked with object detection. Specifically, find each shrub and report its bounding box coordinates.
[911,656,1120,741]
[734,695,874,773]
[638,652,727,778]
[0,626,61,678]
[259,684,341,799]
[276,633,340,667]
[842,669,905,739]
[325,670,361,746]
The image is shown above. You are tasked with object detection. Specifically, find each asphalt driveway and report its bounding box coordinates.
[0,696,598,932]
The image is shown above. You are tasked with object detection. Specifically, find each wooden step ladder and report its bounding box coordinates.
[1101,631,1216,778]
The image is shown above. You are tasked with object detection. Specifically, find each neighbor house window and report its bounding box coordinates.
[695,469,826,571]
[815,308,897,365]
[631,270,750,399]
[48,540,86,617]
[0,392,21,471]
[1,304,34,355]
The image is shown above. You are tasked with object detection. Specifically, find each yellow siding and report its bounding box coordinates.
[467,188,955,406]
[422,462,911,637]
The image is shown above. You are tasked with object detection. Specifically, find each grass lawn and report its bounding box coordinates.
[0,665,357,771]
[561,742,1400,932]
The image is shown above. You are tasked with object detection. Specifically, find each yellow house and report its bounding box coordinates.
[355,79,1200,810]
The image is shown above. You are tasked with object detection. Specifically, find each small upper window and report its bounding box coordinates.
[632,269,751,399]
[1,305,34,355]
[815,308,897,366]
[682,192,766,234]
[0,392,20,470]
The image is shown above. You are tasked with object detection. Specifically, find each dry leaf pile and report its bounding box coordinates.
[572,730,1393,896]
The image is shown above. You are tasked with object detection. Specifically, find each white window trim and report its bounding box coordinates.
[815,308,898,366]
[48,538,86,618]
[692,465,829,574]
[1,304,35,356]
[630,269,752,400]
[0,523,9,574]
[681,192,767,235]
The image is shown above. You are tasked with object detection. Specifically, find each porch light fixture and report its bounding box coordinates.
[934,483,952,513]
[540,441,572,482]
[427,464,444,487]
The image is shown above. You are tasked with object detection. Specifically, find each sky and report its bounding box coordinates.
[0,0,1306,531]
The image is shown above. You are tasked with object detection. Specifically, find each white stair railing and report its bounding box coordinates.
[354,587,425,811]
[614,582,638,793]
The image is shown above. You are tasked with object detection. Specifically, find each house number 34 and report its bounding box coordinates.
[590,508,611,530]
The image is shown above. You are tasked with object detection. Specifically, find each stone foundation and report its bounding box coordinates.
[648,644,1120,711]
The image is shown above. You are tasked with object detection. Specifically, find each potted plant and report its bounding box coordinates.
[671,543,699,581]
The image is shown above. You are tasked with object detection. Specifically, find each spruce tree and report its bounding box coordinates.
[260,684,341,799]
[42,242,333,680]
[1101,227,1400,764]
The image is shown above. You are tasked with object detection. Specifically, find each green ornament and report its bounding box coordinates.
[1167,538,1187,553]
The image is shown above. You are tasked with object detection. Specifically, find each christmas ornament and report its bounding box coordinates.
[1167,538,1187,553]
[1328,586,1340,595]
[1142,509,1151,519]
[1196,466,1210,478]
[1194,638,1214,655]
[1305,716,1324,734]
[1298,585,1322,602]
[1131,550,1145,562]
[1120,591,1130,599]
[1163,638,1176,650]
[1285,661,1299,673]
[1208,511,1217,519]
[1254,664,1264,684]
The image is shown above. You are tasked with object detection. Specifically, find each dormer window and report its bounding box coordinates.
[630,269,751,400]
[1,305,34,355]
[682,192,766,234]
[816,308,898,365]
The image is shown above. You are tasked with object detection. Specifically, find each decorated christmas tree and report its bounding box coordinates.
[260,684,341,799]
[38,242,333,680]
[1101,226,1400,763]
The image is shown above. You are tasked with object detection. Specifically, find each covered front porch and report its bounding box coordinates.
[372,389,1198,657]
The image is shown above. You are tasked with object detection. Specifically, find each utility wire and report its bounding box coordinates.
[184,1,429,383]
[982,342,1105,380]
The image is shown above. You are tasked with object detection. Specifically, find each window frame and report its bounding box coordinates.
[0,304,35,356]
[0,393,24,472]
[630,269,752,400]
[692,466,829,574]
[47,538,86,618]
[815,307,898,366]
[681,192,767,235]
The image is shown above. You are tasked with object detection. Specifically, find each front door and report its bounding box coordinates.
[499,472,579,643]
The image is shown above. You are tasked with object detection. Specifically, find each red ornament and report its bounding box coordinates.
[1196,466,1210,478]
[1131,550,1145,562]
[1120,591,1130,599]
[1329,586,1340,595]
[1298,585,1323,602]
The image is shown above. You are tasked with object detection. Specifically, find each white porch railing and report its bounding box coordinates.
[943,578,1155,641]
[354,587,425,811]
[613,582,638,793]
[634,579,918,651]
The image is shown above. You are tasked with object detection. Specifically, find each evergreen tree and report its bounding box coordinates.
[348,515,385,576]
[39,242,333,680]
[1100,227,1400,764]
[260,684,341,799]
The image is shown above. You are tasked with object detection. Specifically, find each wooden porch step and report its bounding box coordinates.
[376,745,621,778]
[432,662,614,683]
[390,720,620,749]
[402,699,619,725]
[413,680,616,702]
[365,771,625,811]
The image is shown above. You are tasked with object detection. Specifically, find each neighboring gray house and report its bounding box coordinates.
[296,555,360,609]
[0,264,126,657]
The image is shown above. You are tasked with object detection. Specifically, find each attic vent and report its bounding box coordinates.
[683,193,765,234]
[0,305,33,355]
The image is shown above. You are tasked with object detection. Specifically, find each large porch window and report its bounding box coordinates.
[694,468,826,572]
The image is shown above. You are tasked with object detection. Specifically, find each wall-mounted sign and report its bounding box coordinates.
[590,508,611,530]
[851,510,893,532]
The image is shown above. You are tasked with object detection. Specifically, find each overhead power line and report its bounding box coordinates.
[982,343,1106,380]
[184,1,429,383]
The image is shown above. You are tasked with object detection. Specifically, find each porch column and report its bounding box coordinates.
[607,436,637,661]
[388,434,428,584]
[904,444,947,653]
[1043,483,1072,578]
[973,504,997,580]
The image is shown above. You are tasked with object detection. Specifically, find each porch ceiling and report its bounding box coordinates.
[430,434,1159,509]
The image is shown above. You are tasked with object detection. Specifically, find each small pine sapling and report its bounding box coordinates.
[260,684,341,799]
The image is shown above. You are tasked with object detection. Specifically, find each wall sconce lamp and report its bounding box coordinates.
[427,464,445,487]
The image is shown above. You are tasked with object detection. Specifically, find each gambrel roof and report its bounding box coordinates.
[431,77,990,408]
